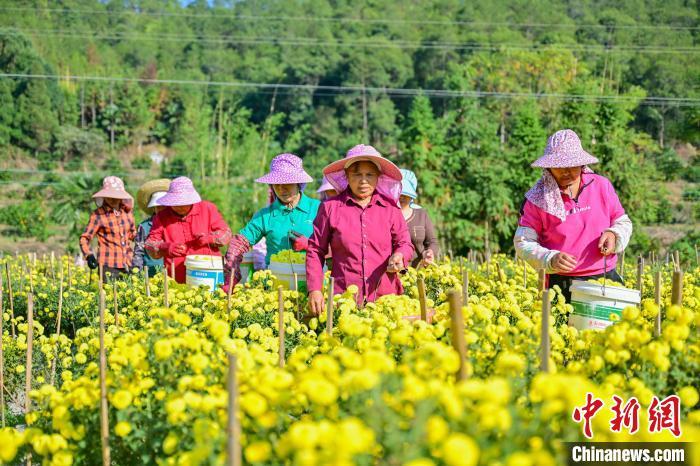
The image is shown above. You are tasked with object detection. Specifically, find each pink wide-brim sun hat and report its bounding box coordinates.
[531,129,599,168]
[156,176,202,206]
[92,176,133,207]
[255,153,314,185]
[323,144,403,201]
[316,176,336,193]
[323,144,402,180]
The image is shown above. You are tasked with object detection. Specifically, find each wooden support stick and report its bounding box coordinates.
[113,280,119,329]
[417,277,428,322]
[448,291,468,381]
[654,270,662,338]
[0,276,4,427]
[5,263,14,338]
[540,289,552,373]
[462,267,469,306]
[522,259,527,288]
[278,287,285,368]
[50,267,64,386]
[98,263,104,291]
[67,262,72,289]
[495,261,504,283]
[50,251,55,279]
[98,290,111,466]
[636,256,644,294]
[227,353,242,466]
[25,293,34,416]
[163,267,169,308]
[226,269,234,314]
[671,271,683,306]
[326,277,335,335]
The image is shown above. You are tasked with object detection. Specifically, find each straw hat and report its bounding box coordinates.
[136,178,171,215]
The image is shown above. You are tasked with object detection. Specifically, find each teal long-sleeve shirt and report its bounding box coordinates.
[239,193,321,265]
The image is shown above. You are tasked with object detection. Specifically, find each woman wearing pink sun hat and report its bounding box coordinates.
[514,129,633,302]
[306,144,414,312]
[223,153,321,290]
[145,177,231,283]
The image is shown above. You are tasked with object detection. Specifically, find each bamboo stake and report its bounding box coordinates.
[227,353,242,466]
[671,271,683,306]
[636,256,644,294]
[278,287,285,368]
[326,277,335,335]
[171,261,176,280]
[163,267,169,308]
[50,251,55,279]
[6,263,15,338]
[619,249,625,281]
[25,293,34,416]
[98,263,104,291]
[448,291,468,381]
[98,290,111,466]
[0,275,4,427]
[144,268,151,298]
[495,261,504,283]
[673,250,680,272]
[538,269,546,296]
[417,277,428,322]
[50,267,64,386]
[540,289,552,373]
[522,259,528,288]
[654,270,662,338]
[113,280,119,329]
[462,267,469,306]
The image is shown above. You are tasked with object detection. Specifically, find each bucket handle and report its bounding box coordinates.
[602,252,607,297]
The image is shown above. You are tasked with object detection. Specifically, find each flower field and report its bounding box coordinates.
[0,255,698,465]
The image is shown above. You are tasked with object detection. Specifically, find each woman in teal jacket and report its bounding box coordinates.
[224,153,320,288]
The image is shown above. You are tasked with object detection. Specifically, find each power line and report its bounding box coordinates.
[2,27,697,54]
[1,72,698,107]
[0,6,697,30]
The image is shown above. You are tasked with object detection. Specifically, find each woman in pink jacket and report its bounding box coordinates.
[306,145,414,313]
[514,129,633,302]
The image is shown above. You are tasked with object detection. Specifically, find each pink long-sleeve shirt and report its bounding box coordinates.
[306,189,414,304]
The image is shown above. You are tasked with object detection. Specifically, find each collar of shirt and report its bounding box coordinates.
[339,189,388,208]
[560,173,595,202]
[270,193,314,217]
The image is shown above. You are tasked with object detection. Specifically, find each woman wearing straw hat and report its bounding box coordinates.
[224,153,321,289]
[399,168,440,268]
[514,129,633,302]
[133,178,170,277]
[145,177,231,284]
[79,176,136,281]
[306,144,414,313]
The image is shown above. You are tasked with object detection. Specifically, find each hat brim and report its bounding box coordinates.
[136,179,171,215]
[93,189,133,201]
[531,151,599,168]
[255,172,314,185]
[157,192,202,207]
[323,155,402,181]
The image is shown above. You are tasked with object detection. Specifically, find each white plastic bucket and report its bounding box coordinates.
[268,261,307,293]
[185,255,224,291]
[569,281,641,330]
[239,251,255,285]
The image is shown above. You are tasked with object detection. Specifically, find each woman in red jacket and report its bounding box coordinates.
[145,177,231,283]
